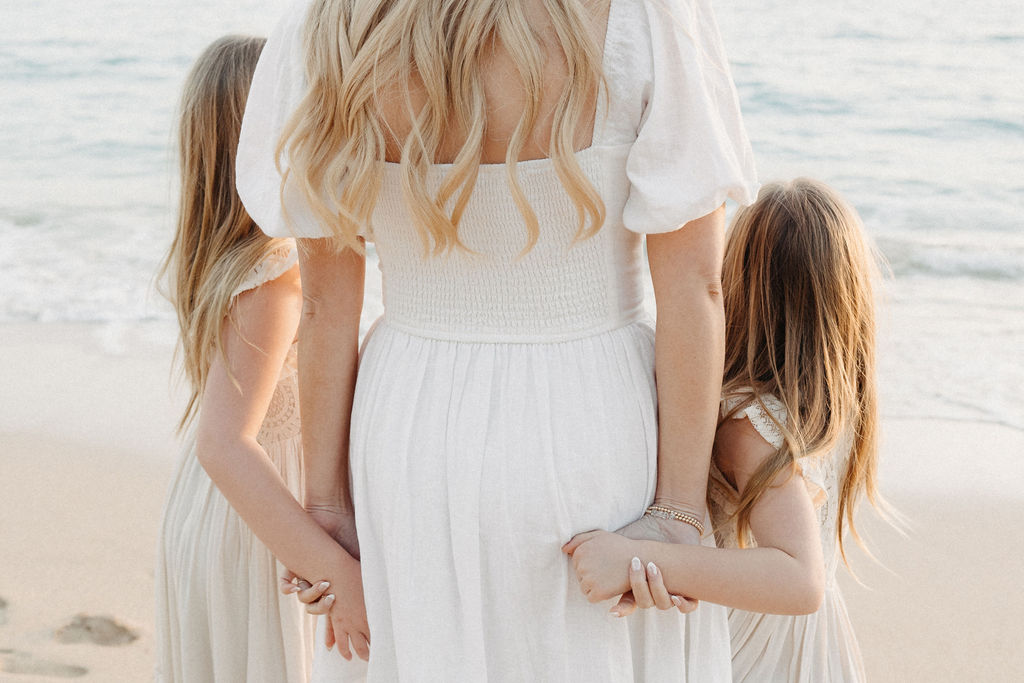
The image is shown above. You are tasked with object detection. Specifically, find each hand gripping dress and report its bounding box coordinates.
[155,244,317,683]
[710,395,868,683]
[237,0,759,679]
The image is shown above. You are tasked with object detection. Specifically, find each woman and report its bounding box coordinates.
[237,0,758,679]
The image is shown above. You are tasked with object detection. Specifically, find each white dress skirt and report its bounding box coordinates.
[238,0,760,679]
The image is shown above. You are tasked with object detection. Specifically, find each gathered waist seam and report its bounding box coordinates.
[375,312,651,345]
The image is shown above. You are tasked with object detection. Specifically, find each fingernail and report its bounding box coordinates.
[610,610,624,618]
[324,594,336,606]
[284,584,298,593]
[671,596,682,607]
[631,556,642,571]
[647,562,658,576]
[317,581,330,591]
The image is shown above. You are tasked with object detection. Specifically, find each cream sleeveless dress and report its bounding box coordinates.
[710,395,868,682]
[154,245,318,683]
[238,0,759,679]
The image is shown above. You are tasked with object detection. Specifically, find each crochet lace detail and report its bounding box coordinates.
[257,346,299,445]
[735,395,787,449]
[232,242,298,299]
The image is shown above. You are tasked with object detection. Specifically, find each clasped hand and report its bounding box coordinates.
[283,505,370,662]
[285,511,700,660]
[561,514,700,616]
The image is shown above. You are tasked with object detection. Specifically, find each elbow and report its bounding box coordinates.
[792,587,825,616]
[701,276,723,307]
[787,567,826,615]
[664,271,724,313]
[300,290,361,334]
[674,242,723,303]
[194,428,232,476]
[301,291,323,325]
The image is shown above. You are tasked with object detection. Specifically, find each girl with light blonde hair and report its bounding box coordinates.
[237,0,759,678]
[154,34,365,682]
[566,178,883,682]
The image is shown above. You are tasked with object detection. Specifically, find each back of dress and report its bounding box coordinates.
[237,0,759,680]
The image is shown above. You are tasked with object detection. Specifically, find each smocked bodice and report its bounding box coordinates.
[238,0,761,326]
[369,146,651,342]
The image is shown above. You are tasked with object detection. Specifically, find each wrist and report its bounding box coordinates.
[328,541,359,569]
[646,511,703,545]
[304,496,353,515]
[651,497,706,520]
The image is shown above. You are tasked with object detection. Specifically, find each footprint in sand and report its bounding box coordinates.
[0,649,88,678]
[55,614,139,646]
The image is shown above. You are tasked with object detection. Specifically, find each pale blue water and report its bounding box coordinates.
[1,0,1022,429]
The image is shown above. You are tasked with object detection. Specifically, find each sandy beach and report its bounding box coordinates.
[1,321,1022,681]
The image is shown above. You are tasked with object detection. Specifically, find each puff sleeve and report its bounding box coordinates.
[622,0,760,234]
[236,0,332,239]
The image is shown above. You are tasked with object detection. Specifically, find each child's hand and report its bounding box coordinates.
[281,570,333,607]
[562,530,636,603]
[280,570,339,648]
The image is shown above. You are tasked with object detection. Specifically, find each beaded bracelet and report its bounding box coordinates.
[644,504,705,536]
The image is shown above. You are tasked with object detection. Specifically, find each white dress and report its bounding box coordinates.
[710,395,868,683]
[237,0,759,680]
[155,245,318,683]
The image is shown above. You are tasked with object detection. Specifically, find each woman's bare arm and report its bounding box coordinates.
[607,207,726,618]
[295,239,365,519]
[646,206,726,522]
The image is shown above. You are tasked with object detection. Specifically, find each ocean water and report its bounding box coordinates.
[1,0,1022,430]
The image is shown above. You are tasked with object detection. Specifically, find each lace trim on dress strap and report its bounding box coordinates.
[232,241,298,299]
[723,392,832,508]
[722,392,787,450]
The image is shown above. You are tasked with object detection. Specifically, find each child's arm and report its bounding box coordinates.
[194,263,368,660]
[566,416,825,615]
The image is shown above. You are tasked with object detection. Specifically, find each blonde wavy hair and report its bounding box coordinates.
[279,0,607,255]
[718,179,886,564]
[159,35,291,430]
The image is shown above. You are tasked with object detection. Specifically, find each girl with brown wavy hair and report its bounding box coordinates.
[566,179,883,682]
[154,35,363,682]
